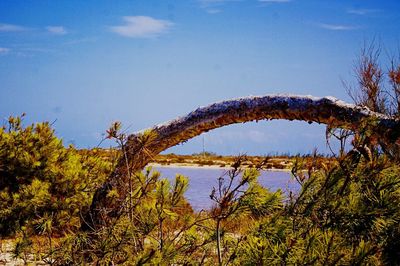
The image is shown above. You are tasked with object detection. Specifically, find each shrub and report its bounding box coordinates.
[0,115,112,236]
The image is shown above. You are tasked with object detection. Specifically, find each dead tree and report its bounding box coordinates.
[83,94,400,230]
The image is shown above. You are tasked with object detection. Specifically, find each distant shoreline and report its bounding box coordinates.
[79,148,329,172]
[147,163,292,172]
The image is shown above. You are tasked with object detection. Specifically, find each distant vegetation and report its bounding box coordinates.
[153,152,329,170]
[1,43,400,265]
[77,149,330,170]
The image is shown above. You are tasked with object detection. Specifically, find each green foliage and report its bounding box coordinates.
[50,169,211,265]
[235,154,400,265]
[191,151,217,157]
[0,116,112,236]
[2,116,400,265]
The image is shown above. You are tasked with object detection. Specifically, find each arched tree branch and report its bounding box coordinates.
[84,94,400,230]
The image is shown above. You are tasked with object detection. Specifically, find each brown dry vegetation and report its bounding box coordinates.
[78,148,331,170]
[152,153,331,170]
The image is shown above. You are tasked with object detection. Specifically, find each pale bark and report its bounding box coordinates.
[84,94,400,229]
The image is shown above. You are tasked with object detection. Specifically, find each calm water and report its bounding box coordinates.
[153,167,300,211]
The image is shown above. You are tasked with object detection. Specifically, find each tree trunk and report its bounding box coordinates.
[216,219,222,266]
[83,94,400,230]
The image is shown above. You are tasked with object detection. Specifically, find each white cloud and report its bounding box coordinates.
[346,8,380,15]
[0,23,27,32]
[317,23,358,31]
[110,16,173,38]
[199,0,240,6]
[198,0,242,13]
[46,26,67,35]
[206,9,222,14]
[259,0,292,2]
[0,23,68,35]
[0,47,10,55]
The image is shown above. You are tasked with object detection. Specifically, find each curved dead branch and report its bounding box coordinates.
[84,94,400,229]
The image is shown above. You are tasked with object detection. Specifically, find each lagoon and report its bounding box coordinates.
[153,166,300,211]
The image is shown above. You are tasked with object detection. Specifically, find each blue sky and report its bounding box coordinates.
[0,0,399,155]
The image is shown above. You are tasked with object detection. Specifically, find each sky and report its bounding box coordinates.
[0,0,399,155]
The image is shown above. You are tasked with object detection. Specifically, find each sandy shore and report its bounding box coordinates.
[0,239,45,265]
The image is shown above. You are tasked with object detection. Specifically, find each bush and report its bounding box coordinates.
[0,115,112,236]
[235,152,400,265]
